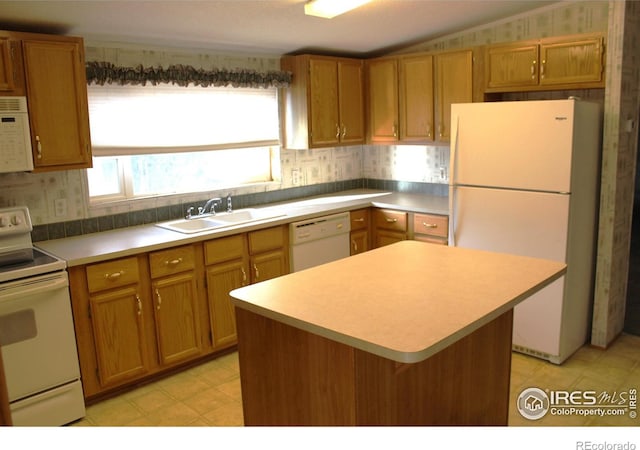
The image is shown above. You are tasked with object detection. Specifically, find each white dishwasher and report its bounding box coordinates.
[290,212,351,272]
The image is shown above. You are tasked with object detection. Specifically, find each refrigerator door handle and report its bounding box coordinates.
[448,116,460,247]
[449,185,456,247]
[450,114,460,185]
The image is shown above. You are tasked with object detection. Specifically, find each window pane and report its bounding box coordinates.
[123,147,272,197]
[87,157,122,197]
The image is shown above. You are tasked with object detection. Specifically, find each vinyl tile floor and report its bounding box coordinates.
[73,333,640,427]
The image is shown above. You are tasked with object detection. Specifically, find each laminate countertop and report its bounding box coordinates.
[35,190,448,267]
[230,240,567,363]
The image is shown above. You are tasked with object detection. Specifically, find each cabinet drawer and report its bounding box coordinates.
[86,257,140,293]
[350,208,369,231]
[413,213,448,239]
[205,234,246,265]
[149,245,195,279]
[249,226,285,254]
[373,209,407,232]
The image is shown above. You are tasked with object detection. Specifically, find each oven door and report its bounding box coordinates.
[0,271,81,401]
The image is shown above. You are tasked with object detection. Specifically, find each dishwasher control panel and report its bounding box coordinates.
[289,212,351,245]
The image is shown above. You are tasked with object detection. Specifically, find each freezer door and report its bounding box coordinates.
[451,100,575,193]
[450,186,570,357]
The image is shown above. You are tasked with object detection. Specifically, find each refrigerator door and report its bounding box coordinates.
[450,186,570,357]
[451,100,575,193]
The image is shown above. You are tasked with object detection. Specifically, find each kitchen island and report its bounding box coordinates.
[230,241,566,426]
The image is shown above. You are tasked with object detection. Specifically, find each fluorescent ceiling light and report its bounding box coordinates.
[304,0,372,19]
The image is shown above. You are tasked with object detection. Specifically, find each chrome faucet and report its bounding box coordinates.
[199,197,221,216]
[226,193,232,213]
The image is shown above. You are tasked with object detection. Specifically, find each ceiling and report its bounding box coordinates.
[0,0,559,57]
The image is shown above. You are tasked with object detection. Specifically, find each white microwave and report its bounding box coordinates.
[0,97,34,173]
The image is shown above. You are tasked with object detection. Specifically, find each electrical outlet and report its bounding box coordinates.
[54,198,67,217]
[292,169,300,185]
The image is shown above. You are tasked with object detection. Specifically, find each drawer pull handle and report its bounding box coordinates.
[385,218,398,223]
[105,270,124,280]
[155,288,162,310]
[136,294,142,316]
[241,267,247,284]
[422,222,438,228]
[352,239,358,252]
[353,218,365,222]
[35,136,43,159]
[165,258,183,266]
[253,264,259,280]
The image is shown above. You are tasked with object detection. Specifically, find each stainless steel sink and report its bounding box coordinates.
[156,208,285,234]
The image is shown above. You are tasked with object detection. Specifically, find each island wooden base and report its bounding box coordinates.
[236,308,514,426]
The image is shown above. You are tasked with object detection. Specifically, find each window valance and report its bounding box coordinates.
[86,61,292,88]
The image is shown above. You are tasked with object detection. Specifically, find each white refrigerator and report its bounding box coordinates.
[448,99,602,364]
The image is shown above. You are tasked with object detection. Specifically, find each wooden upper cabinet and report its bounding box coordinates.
[309,58,340,146]
[367,57,399,142]
[485,33,605,93]
[539,35,604,86]
[281,54,364,149]
[22,37,93,171]
[0,37,24,95]
[337,59,366,145]
[368,50,469,144]
[485,42,539,89]
[435,50,473,142]
[399,54,434,142]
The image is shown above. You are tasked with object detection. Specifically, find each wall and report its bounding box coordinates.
[591,1,640,347]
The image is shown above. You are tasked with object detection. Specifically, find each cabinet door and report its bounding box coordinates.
[206,259,247,348]
[0,38,22,94]
[368,58,398,142]
[251,250,287,283]
[151,272,202,366]
[374,229,406,248]
[22,39,92,170]
[350,229,369,255]
[89,286,149,387]
[435,50,472,142]
[485,43,539,89]
[540,36,604,86]
[399,54,434,141]
[309,58,340,147]
[337,59,365,144]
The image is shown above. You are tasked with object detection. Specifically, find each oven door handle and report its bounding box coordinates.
[0,274,68,303]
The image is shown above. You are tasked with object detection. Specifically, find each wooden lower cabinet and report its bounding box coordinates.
[70,229,288,402]
[205,234,248,349]
[412,212,449,245]
[206,259,246,348]
[372,208,408,248]
[152,273,202,365]
[89,285,150,387]
[204,226,288,350]
[350,208,370,255]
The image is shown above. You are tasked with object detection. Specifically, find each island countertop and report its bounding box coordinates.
[230,240,566,364]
